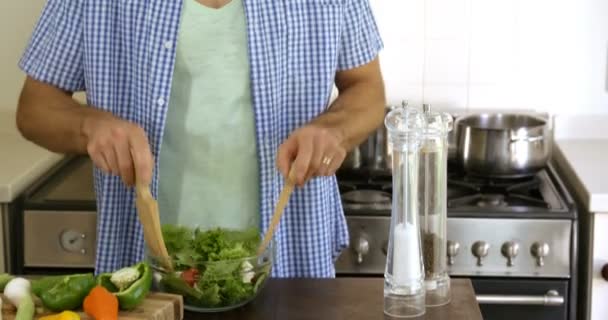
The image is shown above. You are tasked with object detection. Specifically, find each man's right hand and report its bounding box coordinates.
[81,113,153,186]
[17,77,153,187]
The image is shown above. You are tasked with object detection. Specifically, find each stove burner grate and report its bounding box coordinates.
[342,190,391,204]
[476,194,508,208]
[338,178,392,194]
[447,174,551,209]
[336,165,570,218]
[448,175,551,209]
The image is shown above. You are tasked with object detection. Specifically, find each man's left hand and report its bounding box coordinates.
[277,125,346,187]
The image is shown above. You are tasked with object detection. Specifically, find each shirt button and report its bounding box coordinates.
[163,41,173,49]
[157,98,166,106]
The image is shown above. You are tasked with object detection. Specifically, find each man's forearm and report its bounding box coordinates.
[17,77,103,154]
[312,78,386,151]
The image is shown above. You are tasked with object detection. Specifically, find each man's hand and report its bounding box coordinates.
[276,57,385,187]
[277,125,347,186]
[82,113,153,186]
[17,77,154,187]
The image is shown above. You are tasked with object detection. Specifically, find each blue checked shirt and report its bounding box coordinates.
[19,0,382,277]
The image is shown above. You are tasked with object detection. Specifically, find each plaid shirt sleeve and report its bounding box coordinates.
[336,0,383,71]
[18,0,85,92]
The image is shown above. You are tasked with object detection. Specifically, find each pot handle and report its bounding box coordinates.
[510,135,544,143]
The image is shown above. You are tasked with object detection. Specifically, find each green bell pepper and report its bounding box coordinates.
[39,273,96,312]
[31,275,65,297]
[97,261,152,310]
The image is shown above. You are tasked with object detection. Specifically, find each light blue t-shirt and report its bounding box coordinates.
[158,0,259,231]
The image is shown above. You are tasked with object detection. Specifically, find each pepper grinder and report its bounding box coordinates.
[419,104,453,306]
[383,106,426,318]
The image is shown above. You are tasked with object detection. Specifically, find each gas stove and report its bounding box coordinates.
[447,169,572,218]
[334,164,578,320]
[337,165,572,218]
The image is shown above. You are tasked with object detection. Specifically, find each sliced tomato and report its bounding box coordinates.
[180,268,199,287]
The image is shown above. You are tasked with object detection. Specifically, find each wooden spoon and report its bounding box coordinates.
[135,181,173,272]
[257,166,297,256]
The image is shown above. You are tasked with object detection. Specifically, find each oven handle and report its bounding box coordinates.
[476,290,564,306]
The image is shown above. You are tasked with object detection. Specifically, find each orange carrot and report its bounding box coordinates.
[83,285,118,320]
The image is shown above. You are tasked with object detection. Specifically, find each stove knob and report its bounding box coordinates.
[472,241,490,267]
[501,241,520,267]
[354,235,370,264]
[447,240,460,266]
[602,264,608,281]
[531,242,550,267]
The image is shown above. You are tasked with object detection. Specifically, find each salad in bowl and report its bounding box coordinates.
[148,225,273,312]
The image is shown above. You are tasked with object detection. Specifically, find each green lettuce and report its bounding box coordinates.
[159,225,268,308]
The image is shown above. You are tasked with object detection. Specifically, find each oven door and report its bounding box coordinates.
[464,277,569,320]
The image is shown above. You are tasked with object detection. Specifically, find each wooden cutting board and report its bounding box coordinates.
[1,292,183,320]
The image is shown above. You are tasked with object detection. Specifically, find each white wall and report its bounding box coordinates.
[3,0,608,116]
[370,0,608,115]
[0,0,47,113]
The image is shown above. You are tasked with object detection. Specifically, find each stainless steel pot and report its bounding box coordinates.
[342,135,376,170]
[341,104,398,172]
[456,113,550,177]
[341,103,458,173]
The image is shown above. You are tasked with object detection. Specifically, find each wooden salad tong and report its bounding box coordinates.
[257,166,297,256]
[135,181,173,272]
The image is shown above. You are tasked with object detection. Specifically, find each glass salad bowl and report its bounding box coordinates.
[147,225,274,312]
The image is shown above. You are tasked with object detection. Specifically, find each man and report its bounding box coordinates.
[16,0,385,277]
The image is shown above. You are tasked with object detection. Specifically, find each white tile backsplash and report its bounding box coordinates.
[469,0,516,85]
[379,37,424,85]
[370,0,424,41]
[426,0,469,40]
[370,0,608,114]
[469,37,515,85]
[605,44,608,93]
[468,84,517,110]
[423,85,468,109]
[423,38,469,86]
[387,85,423,108]
[470,0,515,40]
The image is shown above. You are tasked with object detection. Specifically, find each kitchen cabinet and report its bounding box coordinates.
[591,213,608,320]
[0,204,6,273]
[0,111,66,273]
[553,139,608,320]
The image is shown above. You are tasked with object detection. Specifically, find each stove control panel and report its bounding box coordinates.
[472,241,490,266]
[446,240,460,266]
[334,216,572,278]
[447,218,571,278]
[530,241,550,267]
[353,232,370,264]
[501,241,520,267]
[335,216,390,275]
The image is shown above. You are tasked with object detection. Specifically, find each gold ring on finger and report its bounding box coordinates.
[322,156,333,166]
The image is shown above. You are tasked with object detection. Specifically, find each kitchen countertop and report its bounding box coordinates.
[554,139,608,212]
[0,111,65,202]
[185,278,482,320]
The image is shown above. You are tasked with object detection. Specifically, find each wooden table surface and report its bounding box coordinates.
[184,278,483,320]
